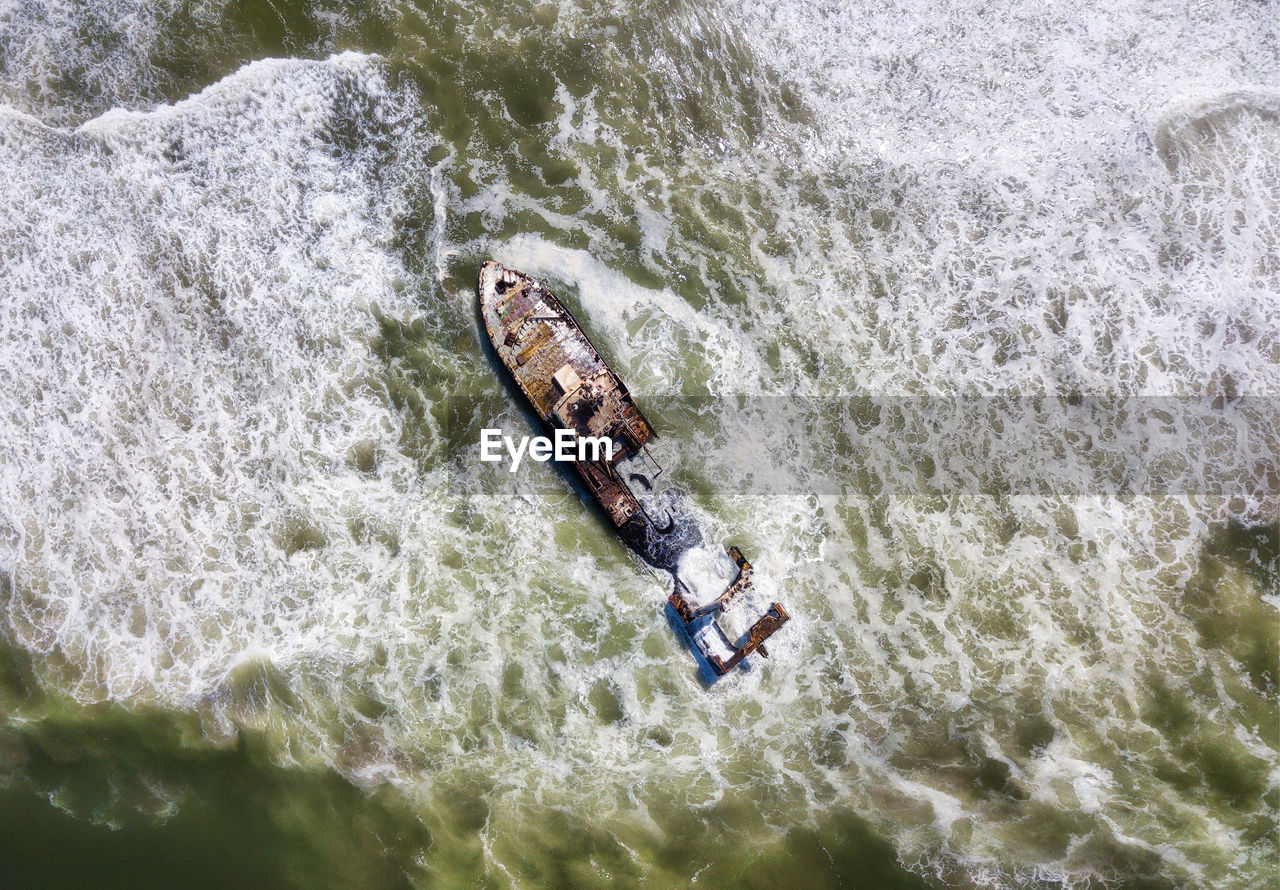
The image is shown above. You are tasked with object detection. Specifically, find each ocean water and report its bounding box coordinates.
[0,1,1276,887]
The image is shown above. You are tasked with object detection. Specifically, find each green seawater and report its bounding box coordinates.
[0,1,1277,888]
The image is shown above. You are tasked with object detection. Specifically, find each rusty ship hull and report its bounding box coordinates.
[478,261,657,551]
[478,260,788,676]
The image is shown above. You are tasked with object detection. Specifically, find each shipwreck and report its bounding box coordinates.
[478,260,789,676]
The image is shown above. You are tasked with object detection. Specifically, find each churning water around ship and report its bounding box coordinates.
[0,1,1277,887]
